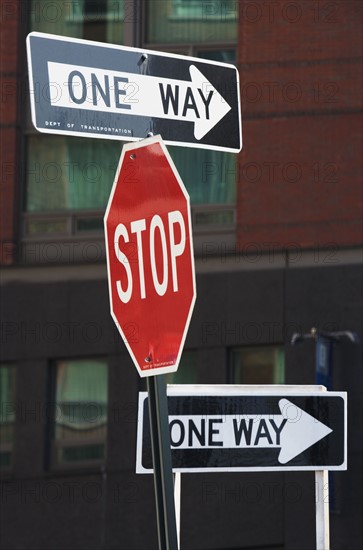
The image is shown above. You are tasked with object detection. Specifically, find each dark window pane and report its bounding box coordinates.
[30,0,124,43]
[231,347,285,385]
[0,365,16,469]
[76,216,104,233]
[166,351,198,384]
[61,443,105,462]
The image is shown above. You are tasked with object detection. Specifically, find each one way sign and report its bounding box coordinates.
[26,32,242,152]
[136,386,347,473]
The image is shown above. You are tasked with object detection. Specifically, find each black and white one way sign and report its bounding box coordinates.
[26,32,242,152]
[136,386,347,473]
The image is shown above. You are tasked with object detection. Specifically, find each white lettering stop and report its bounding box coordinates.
[114,210,186,303]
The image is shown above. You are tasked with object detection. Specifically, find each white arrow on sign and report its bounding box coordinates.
[278,399,332,463]
[47,62,231,140]
[168,399,333,464]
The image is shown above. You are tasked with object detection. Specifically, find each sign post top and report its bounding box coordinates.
[26,32,242,152]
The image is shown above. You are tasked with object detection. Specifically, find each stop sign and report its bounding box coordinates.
[104,135,196,377]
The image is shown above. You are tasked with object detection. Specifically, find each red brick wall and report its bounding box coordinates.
[237,0,363,249]
[0,0,21,265]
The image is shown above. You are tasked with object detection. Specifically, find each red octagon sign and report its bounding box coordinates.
[104,135,196,377]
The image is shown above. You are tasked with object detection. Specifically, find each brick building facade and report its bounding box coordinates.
[237,0,362,250]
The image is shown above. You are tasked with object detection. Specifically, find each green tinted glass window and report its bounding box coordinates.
[169,146,236,204]
[52,359,108,466]
[146,0,237,44]
[0,365,16,469]
[26,135,121,212]
[30,0,124,43]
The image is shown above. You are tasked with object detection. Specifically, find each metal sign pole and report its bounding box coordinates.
[315,470,330,549]
[147,374,178,550]
[174,472,182,550]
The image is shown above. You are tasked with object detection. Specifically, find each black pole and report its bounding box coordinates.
[147,374,178,550]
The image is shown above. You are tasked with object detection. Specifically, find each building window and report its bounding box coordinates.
[26,136,121,214]
[51,359,108,467]
[169,146,236,206]
[0,365,16,469]
[231,346,285,385]
[30,0,124,43]
[146,1,237,43]
[171,0,237,20]
[166,350,198,384]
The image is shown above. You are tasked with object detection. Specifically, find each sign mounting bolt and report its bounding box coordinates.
[138,53,148,66]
